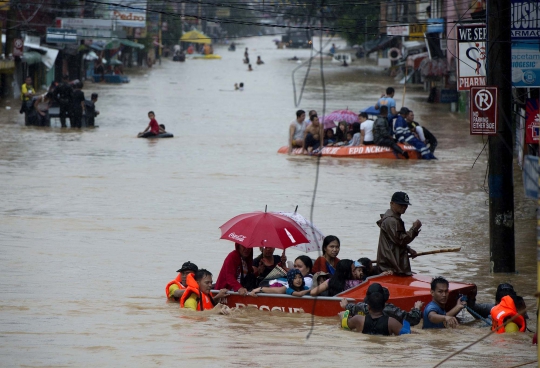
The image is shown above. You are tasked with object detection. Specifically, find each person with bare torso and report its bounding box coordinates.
[303,114,324,154]
[288,110,308,154]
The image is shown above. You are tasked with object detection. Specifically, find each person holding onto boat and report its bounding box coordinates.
[359,112,375,145]
[312,235,341,274]
[249,269,311,297]
[253,247,287,282]
[374,87,397,119]
[84,93,99,127]
[423,276,467,329]
[376,191,421,276]
[215,243,257,295]
[288,110,308,154]
[340,290,403,335]
[165,261,198,301]
[180,269,230,314]
[54,75,73,128]
[311,259,364,297]
[405,110,438,154]
[340,283,423,328]
[70,81,86,129]
[373,106,409,159]
[394,107,436,160]
[303,114,324,154]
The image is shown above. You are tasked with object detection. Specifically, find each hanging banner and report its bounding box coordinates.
[457,24,486,90]
[511,1,540,87]
[110,0,147,28]
[525,98,540,144]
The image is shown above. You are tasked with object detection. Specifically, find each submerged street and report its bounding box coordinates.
[0,35,537,366]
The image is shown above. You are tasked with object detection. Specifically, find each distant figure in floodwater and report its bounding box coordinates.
[342,59,348,67]
[289,56,299,61]
[234,83,239,90]
[248,64,253,71]
[256,56,264,65]
[239,83,244,91]
[228,42,236,51]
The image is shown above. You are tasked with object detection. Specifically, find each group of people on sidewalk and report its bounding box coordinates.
[20,75,99,128]
[287,87,438,159]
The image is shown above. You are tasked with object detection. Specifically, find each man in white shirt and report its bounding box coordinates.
[288,110,308,154]
[359,112,375,145]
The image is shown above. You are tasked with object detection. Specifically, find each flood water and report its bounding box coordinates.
[0,36,537,367]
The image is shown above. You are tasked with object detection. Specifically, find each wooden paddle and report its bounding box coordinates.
[371,247,461,264]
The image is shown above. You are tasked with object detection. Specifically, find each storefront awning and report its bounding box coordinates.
[21,51,42,65]
[362,36,398,56]
[119,39,144,49]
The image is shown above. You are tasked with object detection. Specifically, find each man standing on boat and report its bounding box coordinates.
[376,192,421,275]
[374,87,397,118]
[288,110,308,154]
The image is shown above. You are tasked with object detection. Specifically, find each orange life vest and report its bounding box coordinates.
[179,273,215,311]
[490,295,526,333]
[165,277,186,300]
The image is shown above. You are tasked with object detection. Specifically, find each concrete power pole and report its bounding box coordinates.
[487,0,515,272]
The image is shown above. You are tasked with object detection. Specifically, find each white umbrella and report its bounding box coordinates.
[84,51,98,61]
[275,210,324,253]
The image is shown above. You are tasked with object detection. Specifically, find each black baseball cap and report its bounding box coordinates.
[391,191,411,205]
[177,261,198,273]
[399,107,410,115]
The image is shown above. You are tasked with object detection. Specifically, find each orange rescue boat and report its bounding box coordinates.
[277,145,421,159]
[215,274,477,317]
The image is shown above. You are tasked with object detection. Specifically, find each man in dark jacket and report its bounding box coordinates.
[376,192,421,275]
[405,110,438,153]
[54,75,73,128]
[373,106,409,159]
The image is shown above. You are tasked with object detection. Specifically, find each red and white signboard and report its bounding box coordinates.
[13,38,23,57]
[470,86,498,135]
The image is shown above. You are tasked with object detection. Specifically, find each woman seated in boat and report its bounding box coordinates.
[253,247,287,285]
[357,257,393,277]
[334,122,349,146]
[312,235,341,275]
[346,123,361,146]
[215,243,257,296]
[324,128,336,146]
[310,260,364,297]
[180,269,230,314]
[249,269,310,297]
[294,255,313,288]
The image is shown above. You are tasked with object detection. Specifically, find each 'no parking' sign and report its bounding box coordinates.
[470,86,498,135]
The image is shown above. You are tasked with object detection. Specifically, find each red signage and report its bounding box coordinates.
[470,86,498,135]
[525,98,539,144]
[13,38,23,57]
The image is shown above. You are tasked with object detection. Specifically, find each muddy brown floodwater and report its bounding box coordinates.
[0,36,537,367]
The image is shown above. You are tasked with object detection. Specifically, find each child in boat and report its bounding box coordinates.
[324,128,336,146]
[249,269,310,297]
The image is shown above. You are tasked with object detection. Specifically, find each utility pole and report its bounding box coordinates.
[487,0,515,272]
[2,0,18,98]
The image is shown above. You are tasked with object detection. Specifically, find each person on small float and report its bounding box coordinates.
[339,290,402,336]
[139,111,160,138]
[249,269,310,297]
[340,283,424,332]
[180,269,230,314]
[312,235,341,274]
[215,243,257,296]
[423,276,467,329]
[310,260,364,297]
[376,191,421,276]
[165,261,198,301]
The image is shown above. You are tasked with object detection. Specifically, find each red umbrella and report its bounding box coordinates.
[219,211,310,249]
[321,109,359,126]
